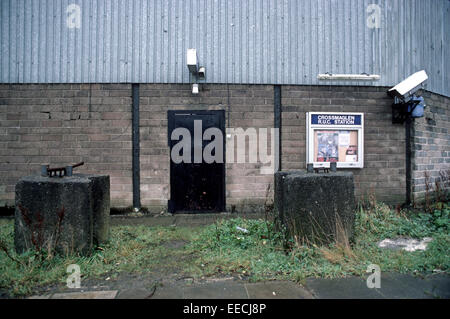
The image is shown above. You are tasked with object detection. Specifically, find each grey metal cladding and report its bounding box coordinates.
[0,0,448,97]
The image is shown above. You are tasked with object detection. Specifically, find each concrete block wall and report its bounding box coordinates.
[139,84,274,213]
[1,83,448,209]
[281,85,407,204]
[0,84,133,207]
[411,91,450,202]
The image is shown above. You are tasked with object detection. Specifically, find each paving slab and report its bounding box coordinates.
[183,282,249,299]
[150,283,184,299]
[361,273,450,299]
[22,273,450,299]
[305,276,384,299]
[51,290,118,299]
[305,274,450,299]
[245,281,313,299]
[28,294,52,299]
[421,274,450,299]
[372,273,429,299]
[115,288,151,299]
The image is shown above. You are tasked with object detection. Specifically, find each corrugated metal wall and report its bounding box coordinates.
[1,0,449,96]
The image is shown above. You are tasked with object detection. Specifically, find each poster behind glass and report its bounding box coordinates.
[314,130,358,163]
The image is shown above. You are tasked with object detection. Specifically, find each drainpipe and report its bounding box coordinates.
[405,116,412,205]
[274,85,282,172]
[132,84,141,210]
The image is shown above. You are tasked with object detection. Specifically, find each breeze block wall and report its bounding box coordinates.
[280,85,407,204]
[1,84,447,210]
[0,84,133,207]
[411,91,450,202]
[0,83,275,212]
[139,84,275,213]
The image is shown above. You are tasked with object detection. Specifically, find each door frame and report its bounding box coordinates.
[167,109,226,213]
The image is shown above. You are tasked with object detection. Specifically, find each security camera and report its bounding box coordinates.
[187,49,198,74]
[198,66,206,79]
[389,70,428,124]
[388,70,428,100]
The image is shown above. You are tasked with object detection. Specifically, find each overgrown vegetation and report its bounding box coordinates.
[0,222,201,296]
[0,197,449,297]
[192,200,449,282]
[423,169,449,213]
[15,204,66,259]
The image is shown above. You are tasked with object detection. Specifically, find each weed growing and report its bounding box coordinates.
[0,222,201,297]
[189,202,449,282]
[0,200,448,297]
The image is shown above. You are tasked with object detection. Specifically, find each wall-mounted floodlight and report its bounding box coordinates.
[317,73,380,81]
[187,49,206,94]
[192,83,199,94]
[187,49,199,74]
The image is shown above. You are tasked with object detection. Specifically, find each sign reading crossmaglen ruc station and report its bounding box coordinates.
[306,112,364,168]
[311,114,362,125]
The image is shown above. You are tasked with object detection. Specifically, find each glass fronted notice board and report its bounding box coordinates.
[306,112,364,168]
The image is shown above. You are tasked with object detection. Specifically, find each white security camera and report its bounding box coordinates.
[388,70,428,100]
[187,49,198,74]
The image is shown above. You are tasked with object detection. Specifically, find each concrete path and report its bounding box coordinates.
[29,279,313,299]
[110,212,265,228]
[28,273,449,299]
[305,273,450,299]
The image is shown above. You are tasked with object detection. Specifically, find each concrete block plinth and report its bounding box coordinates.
[14,174,110,256]
[275,171,356,245]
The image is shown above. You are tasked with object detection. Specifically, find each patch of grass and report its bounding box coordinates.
[0,223,201,297]
[1,201,448,297]
[187,202,449,282]
[355,201,449,240]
